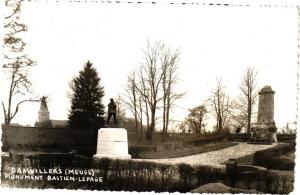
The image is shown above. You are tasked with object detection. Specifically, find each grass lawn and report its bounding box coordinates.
[137,141,238,159]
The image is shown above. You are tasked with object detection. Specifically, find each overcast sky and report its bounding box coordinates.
[0,1,299,130]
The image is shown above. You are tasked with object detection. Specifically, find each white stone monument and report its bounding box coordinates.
[93,128,131,159]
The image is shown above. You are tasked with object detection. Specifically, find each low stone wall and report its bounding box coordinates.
[1,125,96,155]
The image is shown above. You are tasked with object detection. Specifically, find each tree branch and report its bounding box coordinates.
[10,99,39,121]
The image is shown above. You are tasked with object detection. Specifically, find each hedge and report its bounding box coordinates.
[266,170,294,194]
[1,153,225,192]
[1,152,294,193]
[228,133,251,142]
[128,145,158,158]
[185,133,228,146]
[253,143,295,170]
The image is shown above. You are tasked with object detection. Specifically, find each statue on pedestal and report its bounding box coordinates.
[93,98,131,160]
[37,96,51,127]
[106,98,118,126]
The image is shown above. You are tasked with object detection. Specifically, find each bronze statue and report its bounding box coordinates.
[106,98,118,125]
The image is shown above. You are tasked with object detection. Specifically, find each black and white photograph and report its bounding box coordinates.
[0,0,299,194]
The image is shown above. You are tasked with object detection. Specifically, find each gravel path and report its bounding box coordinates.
[135,142,276,168]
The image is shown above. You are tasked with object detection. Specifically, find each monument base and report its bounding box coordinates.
[93,128,132,160]
[250,122,277,144]
[93,154,131,160]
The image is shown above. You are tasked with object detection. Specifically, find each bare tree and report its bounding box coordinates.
[115,95,126,125]
[121,71,139,136]
[143,41,166,141]
[134,71,152,142]
[123,41,183,141]
[136,61,154,141]
[209,78,231,133]
[161,47,184,142]
[138,41,185,141]
[138,96,144,141]
[239,67,258,133]
[228,99,247,132]
[123,66,150,141]
[2,0,37,125]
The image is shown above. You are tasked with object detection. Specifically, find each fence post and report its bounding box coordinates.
[226,158,237,187]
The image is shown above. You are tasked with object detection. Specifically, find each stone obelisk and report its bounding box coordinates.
[257,86,275,124]
[251,86,277,143]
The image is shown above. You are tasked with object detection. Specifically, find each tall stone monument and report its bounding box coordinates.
[93,128,131,159]
[38,96,50,125]
[251,86,277,143]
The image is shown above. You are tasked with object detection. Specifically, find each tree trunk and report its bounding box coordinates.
[164,90,171,142]
[162,97,166,142]
[247,104,251,133]
[147,107,156,141]
[6,77,14,125]
[146,130,152,141]
[140,116,143,141]
[139,98,143,141]
[145,100,150,137]
[218,115,222,133]
[132,84,138,139]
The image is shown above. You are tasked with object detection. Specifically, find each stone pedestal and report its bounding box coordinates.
[251,122,277,143]
[251,86,277,143]
[93,128,131,159]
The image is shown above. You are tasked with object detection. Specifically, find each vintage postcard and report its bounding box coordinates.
[0,0,299,194]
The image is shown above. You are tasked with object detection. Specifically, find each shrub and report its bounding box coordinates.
[276,134,296,143]
[228,133,251,142]
[178,163,194,188]
[253,143,295,170]
[186,134,228,146]
[268,156,295,170]
[266,170,294,194]
[195,165,225,186]
[128,145,158,158]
